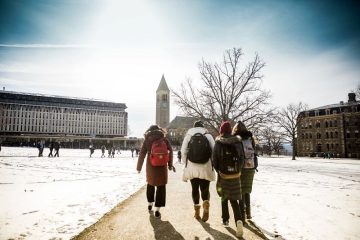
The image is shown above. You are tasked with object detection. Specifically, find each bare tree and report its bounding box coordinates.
[257,125,283,156]
[173,48,273,133]
[274,102,308,160]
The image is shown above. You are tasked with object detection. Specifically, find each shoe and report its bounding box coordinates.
[222,220,229,227]
[236,220,243,238]
[202,200,210,222]
[154,211,161,218]
[148,202,153,211]
[194,205,201,220]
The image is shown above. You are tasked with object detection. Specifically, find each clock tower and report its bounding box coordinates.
[156,74,170,129]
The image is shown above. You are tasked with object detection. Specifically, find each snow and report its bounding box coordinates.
[252,156,360,240]
[0,147,145,240]
[1,147,360,240]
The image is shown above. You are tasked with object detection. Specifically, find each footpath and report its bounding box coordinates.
[72,163,268,240]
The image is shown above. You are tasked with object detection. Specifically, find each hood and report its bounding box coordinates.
[215,135,242,144]
[186,127,209,136]
[238,130,253,140]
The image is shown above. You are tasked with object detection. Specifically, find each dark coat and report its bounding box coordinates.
[213,134,244,200]
[137,129,173,186]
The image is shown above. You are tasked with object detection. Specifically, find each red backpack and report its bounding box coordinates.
[150,138,169,166]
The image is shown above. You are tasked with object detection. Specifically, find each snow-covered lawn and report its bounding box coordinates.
[0,147,145,240]
[252,156,360,240]
[1,147,359,240]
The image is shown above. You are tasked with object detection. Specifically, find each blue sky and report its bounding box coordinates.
[0,0,359,137]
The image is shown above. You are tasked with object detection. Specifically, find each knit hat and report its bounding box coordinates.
[219,121,232,135]
[193,120,204,128]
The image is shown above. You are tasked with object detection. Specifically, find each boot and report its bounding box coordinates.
[245,193,252,219]
[236,220,243,238]
[239,199,246,223]
[194,205,201,220]
[202,200,210,222]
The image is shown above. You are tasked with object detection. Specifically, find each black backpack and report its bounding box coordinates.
[219,143,241,175]
[187,133,212,164]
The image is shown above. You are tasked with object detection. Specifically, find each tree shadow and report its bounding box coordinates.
[149,214,185,240]
[198,220,238,240]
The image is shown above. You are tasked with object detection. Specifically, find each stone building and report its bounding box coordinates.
[0,90,140,148]
[297,93,360,158]
[156,75,170,129]
[167,116,197,147]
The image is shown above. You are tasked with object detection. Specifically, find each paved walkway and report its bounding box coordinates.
[72,163,268,240]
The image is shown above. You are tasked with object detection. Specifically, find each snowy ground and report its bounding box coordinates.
[1,147,359,240]
[252,156,360,240]
[0,147,145,240]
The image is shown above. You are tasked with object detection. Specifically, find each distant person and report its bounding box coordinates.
[48,142,54,157]
[101,145,106,158]
[181,120,215,222]
[232,120,257,221]
[213,121,244,238]
[54,142,60,157]
[137,125,174,218]
[111,147,115,158]
[108,146,112,158]
[135,148,140,156]
[37,141,44,157]
[177,150,181,164]
[89,144,95,157]
[131,148,135,157]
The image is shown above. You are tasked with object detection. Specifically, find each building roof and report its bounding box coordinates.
[0,90,127,111]
[156,74,169,92]
[167,116,197,129]
[305,101,359,112]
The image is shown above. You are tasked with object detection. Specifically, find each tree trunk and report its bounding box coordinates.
[292,137,296,160]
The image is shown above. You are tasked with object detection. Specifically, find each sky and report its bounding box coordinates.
[0,0,359,137]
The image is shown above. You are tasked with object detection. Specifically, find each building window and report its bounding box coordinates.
[330,132,333,138]
[325,121,328,128]
[317,133,321,139]
[355,130,359,138]
[346,131,351,138]
[326,132,329,138]
[335,131,338,138]
[316,121,321,128]
[309,133,312,139]
[325,109,330,115]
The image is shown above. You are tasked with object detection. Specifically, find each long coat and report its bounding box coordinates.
[180,127,216,182]
[137,129,173,186]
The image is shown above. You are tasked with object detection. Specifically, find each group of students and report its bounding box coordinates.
[136,120,257,238]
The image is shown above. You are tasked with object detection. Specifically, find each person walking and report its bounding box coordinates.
[137,125,174,219]
[232,120,258,221]
[101,145,106,158]
[177,150,181,164]
[89,144,95,157]
[48,142,54,157]
[181,120,215,222]
[54,142,60,157]
[213,121,244,238]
